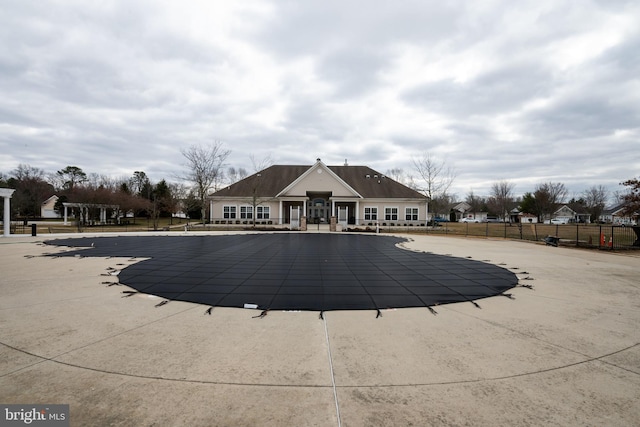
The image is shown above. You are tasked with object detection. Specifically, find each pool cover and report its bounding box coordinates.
[46,234,518,312]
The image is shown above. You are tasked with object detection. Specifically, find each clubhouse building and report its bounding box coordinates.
[209,159,428,229]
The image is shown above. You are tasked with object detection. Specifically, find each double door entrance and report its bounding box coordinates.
[308,198,330,224]
[307,198,356,225]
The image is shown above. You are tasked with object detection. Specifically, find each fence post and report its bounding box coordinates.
[598,225,602,248]
[609,226,614,249]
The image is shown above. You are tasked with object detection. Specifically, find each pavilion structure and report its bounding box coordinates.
[62,202,120,225]
[1,188,16,237]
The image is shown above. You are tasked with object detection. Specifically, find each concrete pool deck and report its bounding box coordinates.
[1,232,639,426]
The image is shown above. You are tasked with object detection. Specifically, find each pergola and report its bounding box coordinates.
[62,202,120,225]
[1,188,16,237]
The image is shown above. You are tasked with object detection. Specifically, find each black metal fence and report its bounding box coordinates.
[7,219,640,251]
[421,222,640,250]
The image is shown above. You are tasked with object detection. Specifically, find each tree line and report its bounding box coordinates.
[0,143,234,227]
[392,153,638,223]
[1,146,638,225]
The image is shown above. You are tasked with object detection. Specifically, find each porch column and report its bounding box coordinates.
[279,200,283,224]
[63,204,69,225]
[331,200,336,217]
[209,200,214,223]
[1,188,15,237]
[355,200,360,225]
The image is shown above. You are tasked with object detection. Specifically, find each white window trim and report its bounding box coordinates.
[364,206,378,221]
[405,207,419,221]
[384,206,399,221]
[223,205,237,219]
[240,205,254,219]
[256,206,270,219]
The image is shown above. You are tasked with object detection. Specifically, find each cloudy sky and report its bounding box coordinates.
[1,0,638,199]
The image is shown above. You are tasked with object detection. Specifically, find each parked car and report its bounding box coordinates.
[613,219,637,226]
[434,217,449,223]
[550,218,569,225]
[460,217,481,223]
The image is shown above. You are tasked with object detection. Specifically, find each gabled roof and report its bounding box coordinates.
[277,162,362,198]
[603,203,630,215]
[554,203,589,215]
[41,195,59,205]
[452,202,471,212]
[211,163,427,200]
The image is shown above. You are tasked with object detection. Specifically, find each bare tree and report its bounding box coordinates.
[243,155,278,227]
[490,180,516,222]
[385,168,405,183]
[582,185,608,223]
[534,182,568,222]
[250,153,274,172]
[10,164,54,218]
[611,190,628,204]
[179,142,230,224]
[465,190,486,215]
[412,153,456,218]
[168,182,189,219]
[227,167,248,184]
[13,164,46,181]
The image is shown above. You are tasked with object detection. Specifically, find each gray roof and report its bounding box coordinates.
[211,165,427,200]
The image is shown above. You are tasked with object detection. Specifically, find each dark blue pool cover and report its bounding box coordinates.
[46,234,518,312]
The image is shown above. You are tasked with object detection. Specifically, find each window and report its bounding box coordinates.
[223,206,236,219]
[256,206,270,219]
[364,207,378,221]
[405,207,418,221]
[240,206,253,219]
[385,207,398,221]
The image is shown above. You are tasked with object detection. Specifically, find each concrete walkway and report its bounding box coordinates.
[1,233,639,426]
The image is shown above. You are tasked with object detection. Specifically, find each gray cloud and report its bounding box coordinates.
[402,62,553,116]
[1,0,638,200]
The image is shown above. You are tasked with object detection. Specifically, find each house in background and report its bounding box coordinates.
[451,202,488,222]
[209,159,429,228]
[553,203,591,223]
[600,203,638,225]
[40,195,60,218]
[519,213,538,223]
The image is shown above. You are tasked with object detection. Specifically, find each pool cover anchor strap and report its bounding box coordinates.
[376,309,383,318]
[155,300,169,308]
[427,306,438,315]
[204,307,213,315]
[121,291,137,298]
[252,310,268,319]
